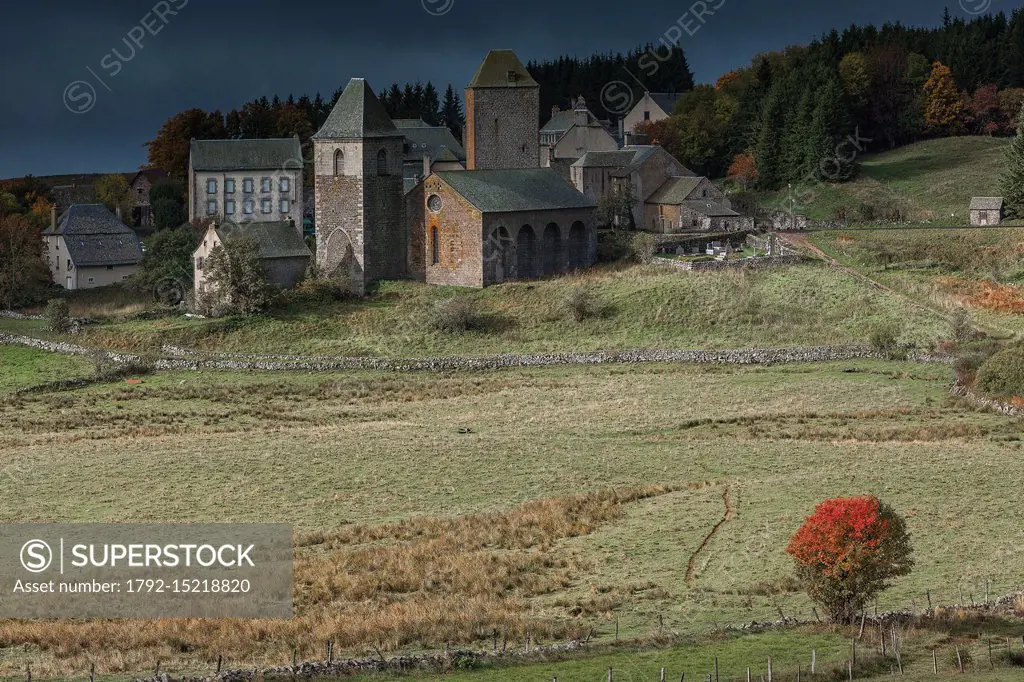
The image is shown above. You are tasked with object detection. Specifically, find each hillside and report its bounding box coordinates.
[759,136,1013,224]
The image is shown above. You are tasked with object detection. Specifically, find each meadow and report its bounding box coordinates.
[1,356,1022,679]
[3,262,952,357]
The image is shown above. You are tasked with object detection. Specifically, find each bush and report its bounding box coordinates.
[44,299,72,333]
[426,297,485,334]
[976,343,1024,397]
[857,201,877,223]
[950,308,976,343]
[560,286,603,323]
[276,275,351,307]
[869,322,903,357]
[629,232,657,264]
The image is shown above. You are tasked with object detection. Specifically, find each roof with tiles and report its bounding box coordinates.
[313,78,401,140]
[43,204,143,267]
[214,221,311,260]
[190,137,302,171]
[435,168,595,214]
[970,197,1004,211]
[467,50,538,89]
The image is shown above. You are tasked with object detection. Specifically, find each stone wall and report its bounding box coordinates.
[655,255,805,272]
[465,86,540,170]
[420,175,484,287]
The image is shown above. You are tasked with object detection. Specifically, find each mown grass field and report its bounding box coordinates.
[1,263,952,357]
[1,356,1022,679]
[759,137,1014,223]
[807,228,1024,339]
[0,345,93,393]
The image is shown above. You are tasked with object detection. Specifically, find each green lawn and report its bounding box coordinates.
[1,263,952,357]
[0,345,93,393]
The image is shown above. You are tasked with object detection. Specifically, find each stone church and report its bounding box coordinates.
[314,50,598,292]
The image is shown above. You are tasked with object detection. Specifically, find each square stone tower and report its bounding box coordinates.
[465,50,540,170]
[313,78,406,294]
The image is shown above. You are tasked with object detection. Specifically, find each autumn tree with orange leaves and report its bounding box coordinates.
[787,496,914,623]
[727,153,758,190]
[923,62,965,135]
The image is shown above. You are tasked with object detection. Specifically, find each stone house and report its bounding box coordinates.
[969,197,1005,226]
[128,168,168,227]
[393,118,466,191]
[622,92,684,135]
[188,137,303,224]
[572,146,698,228]
[464,50,540,171]
[193,220,311,297]
[408,168,596,287]
[41,204,143,290]
[540,97,618,180]
[645,176,747,232]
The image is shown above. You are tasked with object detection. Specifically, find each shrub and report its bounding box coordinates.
[276,274,351,307]
[629,232,657,264]
[597,230,630,262]
[976,343,1024,397]
[560,286,602,323]
[195,238,274,317]
[857,201,877,223]
[950,308,976,343]
[44,299,72,333]
[787,496,914,623]
[869,322,903,357]
[426,297,485,334]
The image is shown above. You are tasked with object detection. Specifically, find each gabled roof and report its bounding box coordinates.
[571,150,640,169]
[679,200,739,218]
[467,50,538,89]
[970,197,1004,211]
[393,118,432,128]
[396,122,466,163]
[647,176,706,204]
[44,204,143,267]
[213,221,312,260]
[313,78,400,140]
[190,138,302,171]
[573,146,696,184]
[130,168,169,186]
[647,92,684,116]
[435,168,595,214]
[543,97,602,133]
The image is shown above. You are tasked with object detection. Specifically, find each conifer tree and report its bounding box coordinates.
[1001,104,1024,217]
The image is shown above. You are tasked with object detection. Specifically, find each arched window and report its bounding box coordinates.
[430,226,439,265]
[334,149,344,176]
[377,149,388,176]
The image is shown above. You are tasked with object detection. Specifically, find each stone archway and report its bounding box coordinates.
[516,225,537,280]
[542,223,562,276]
[568,221,588,270]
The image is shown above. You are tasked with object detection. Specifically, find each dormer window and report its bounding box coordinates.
[506,70,519,84]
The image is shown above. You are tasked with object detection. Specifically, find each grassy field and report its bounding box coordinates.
[0,345,94,392]
[760,137,1014,223]
[807,228,1024,339]
[1,263,953,357]
[1,356,1022,678]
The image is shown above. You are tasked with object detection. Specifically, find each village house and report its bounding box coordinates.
[42,204,144,290]
[571,145,699,229]
[393,118,466,191]
[622,92,684,138]
[127,168,168,227]
[539,97,618,180]
[193,220,311,297]
[188,137,303,224]
[969,197,1005,226]
[645,176,748,232]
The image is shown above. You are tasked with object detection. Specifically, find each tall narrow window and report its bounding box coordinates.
[431,226,439,265]
[334,149,344,176]
[377,149,388,176]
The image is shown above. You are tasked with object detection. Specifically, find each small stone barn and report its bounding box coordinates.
[408,168,597,287]
[969,197,1005,226]
[194,220,312,297]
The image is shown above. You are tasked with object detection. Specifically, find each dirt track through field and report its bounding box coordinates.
[684,485,736,584]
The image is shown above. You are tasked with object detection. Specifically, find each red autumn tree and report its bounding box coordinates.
[727,152,758,190]
[786,496,913,623]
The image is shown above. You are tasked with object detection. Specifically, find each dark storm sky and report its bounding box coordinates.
[1,0,1019,178]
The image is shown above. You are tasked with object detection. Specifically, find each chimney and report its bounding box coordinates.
[51,205,57,231]
[551,105,560,120]
[423,153,432,178]
[115,205,122,221]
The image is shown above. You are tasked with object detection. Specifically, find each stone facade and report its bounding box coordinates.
[465,86,540,171]
[190,169,302,224]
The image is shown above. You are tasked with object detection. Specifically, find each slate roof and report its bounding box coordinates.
[435,168,596,214]
[190,138,302,171]
[970,197,1004,211]
[647,176,705,204]
[130,168,169,186]
[314,78,400,140]
[679,200,739,218]
[468,50,538,89]
[571,150,641,169]
[43,204,143,267]
[648,93,684,116]
[396,121,466,163]
[393,118,432,128]
[215,221,312,260]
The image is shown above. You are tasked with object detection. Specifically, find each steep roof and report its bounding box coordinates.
[130,168,169,186]
[679,200,739,218]
[467,50,538,89]
[543,97,601,133]
[44,204,143,267]
[435,168,596,213]
[190,138,302,171]
[571,150,640,169]
[393,118,432,128]
[648,92,684,116]
[396,122,466,163]
[647,176,706,204]
[313,78,400,140]
[970,197,1004,211]
[215,221,312,260]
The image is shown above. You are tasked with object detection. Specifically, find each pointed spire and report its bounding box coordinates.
[467,50,538,89]
[313,78,399,139]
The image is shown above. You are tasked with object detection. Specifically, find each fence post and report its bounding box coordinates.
[714,658,719,682]
[926,590,932,611]
[956,646,964,674]
[615,619,619,642]
[217,654,223,675]
[767,656,772,682]
[847,660,852,681]
[932,650,938,675]
[746,667,751,682]
[89,663,95,682]
[811,649,816,675]
[608,667,613,682]
[851,639,857,668]
[26,663,30,682]
[988,639,994,669]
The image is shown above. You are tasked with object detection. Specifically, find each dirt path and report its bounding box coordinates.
[684,486,737,585]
